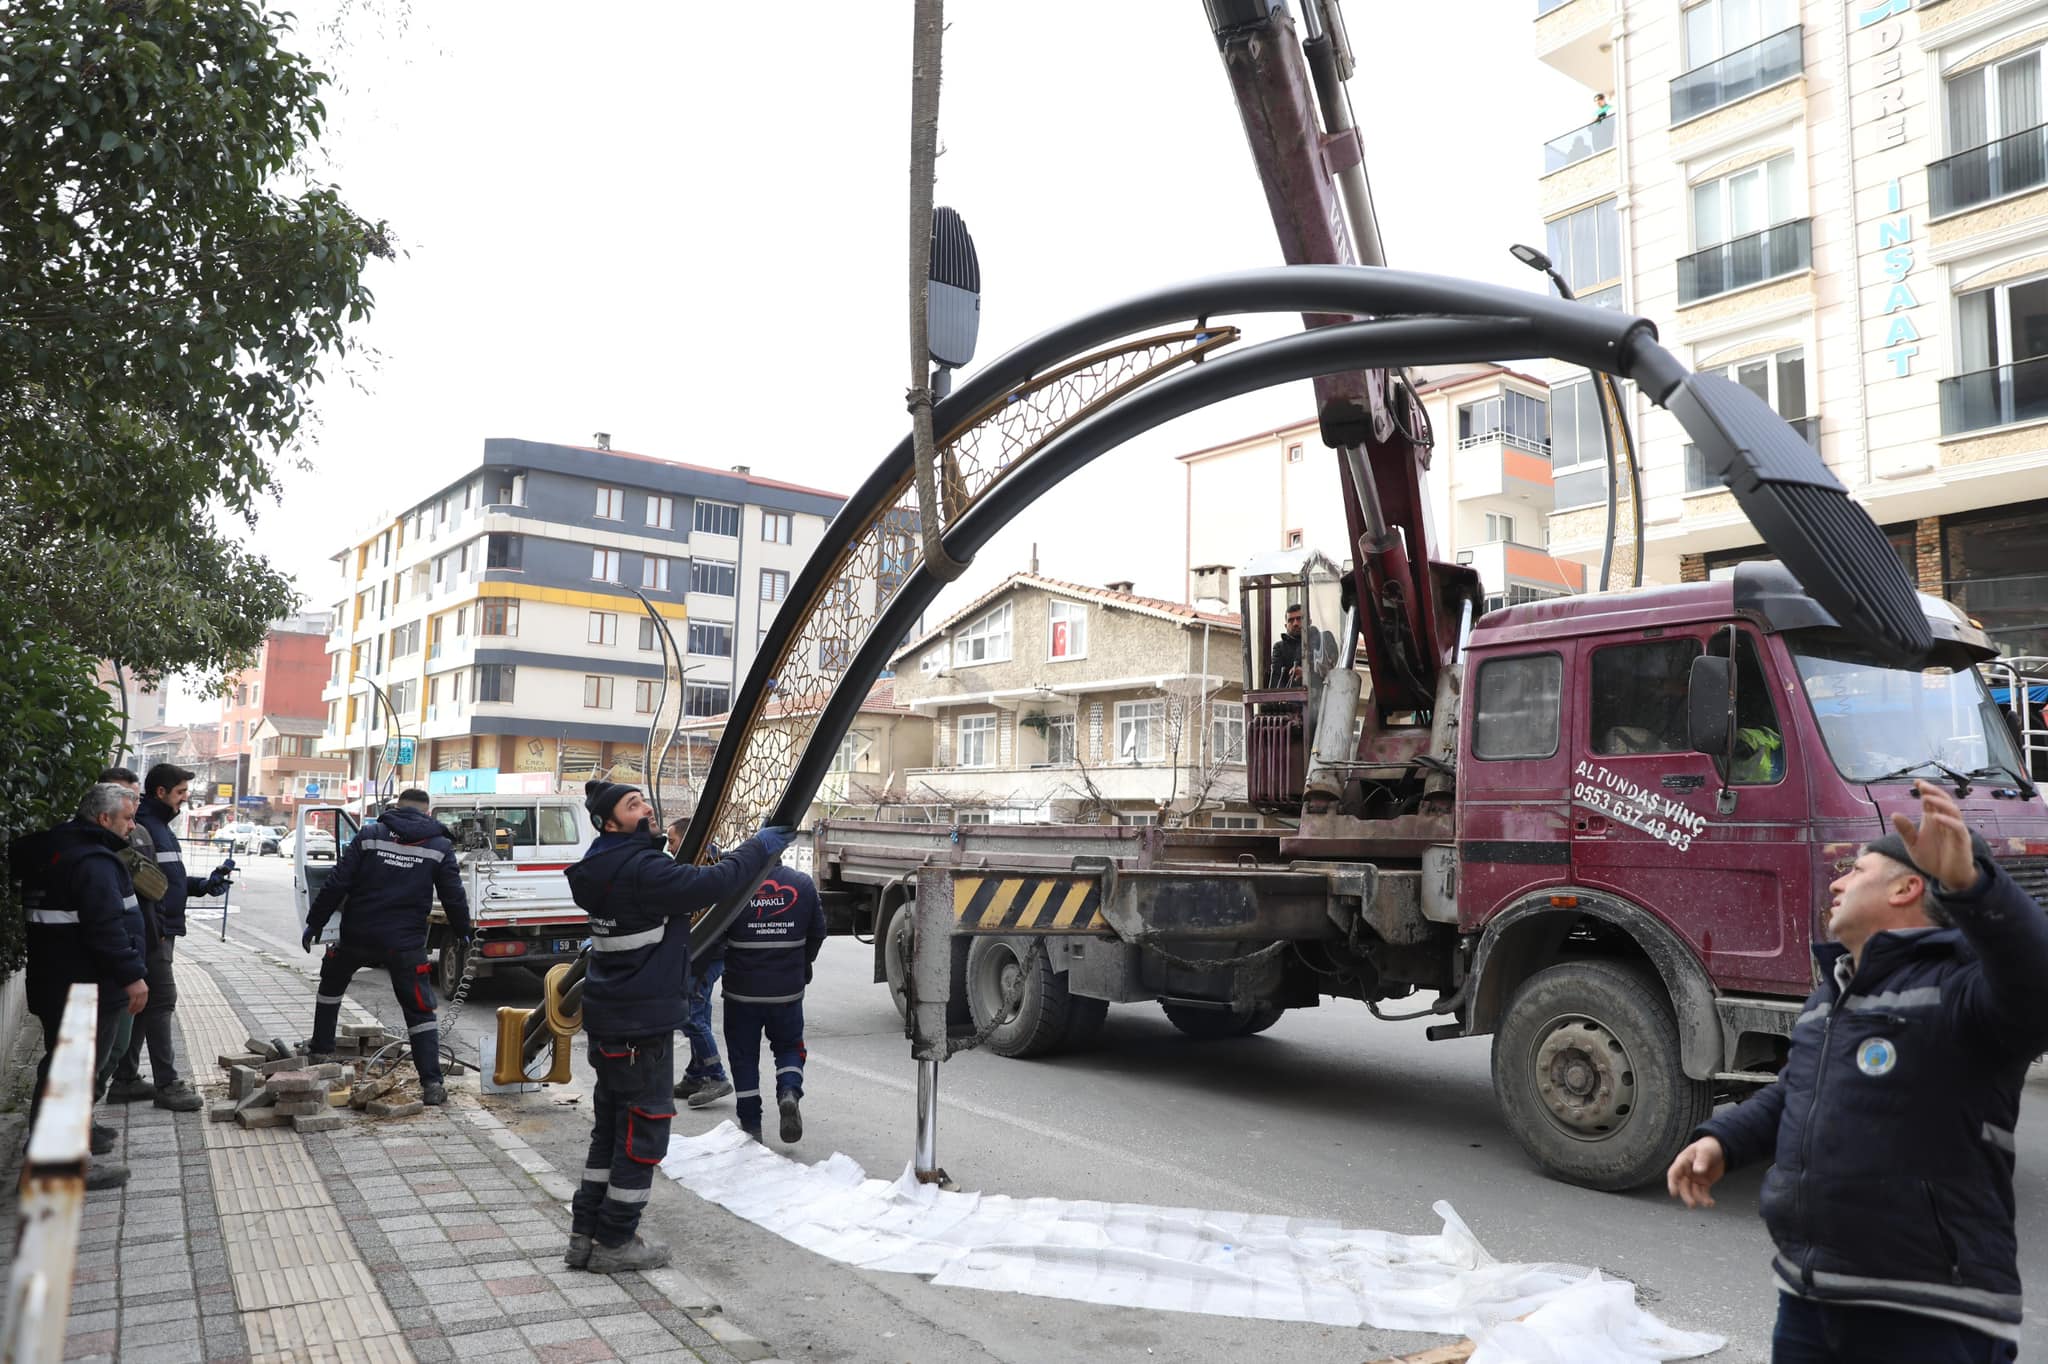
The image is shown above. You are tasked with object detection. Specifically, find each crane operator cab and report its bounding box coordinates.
[1239,549,1348,811]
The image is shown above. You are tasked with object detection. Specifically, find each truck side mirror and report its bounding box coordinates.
[1688,656,1733,760]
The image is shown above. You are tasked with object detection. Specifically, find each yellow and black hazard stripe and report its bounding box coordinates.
[951,874,1109,934]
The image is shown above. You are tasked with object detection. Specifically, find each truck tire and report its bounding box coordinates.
[434,934,469,997]
[884,901,969,1028]
[1491,959,1711,1192]
[966,935,1090,1058]
[1160,1002,1284,1039]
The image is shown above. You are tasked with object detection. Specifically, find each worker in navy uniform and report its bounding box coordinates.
[11,783,154,1190]
[562,779,788,1274]
[106,763,231,1112]
[302,789,472,1105]
[720,862,827,1144]
[1669,781,2048,1362]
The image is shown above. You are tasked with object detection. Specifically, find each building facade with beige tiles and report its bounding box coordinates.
[1537,0,2048,655]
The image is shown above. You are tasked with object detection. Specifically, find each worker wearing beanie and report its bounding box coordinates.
[1669,781,2048,1359]
[561,777,791,1274]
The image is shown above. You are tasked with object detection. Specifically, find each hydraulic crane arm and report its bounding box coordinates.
[1205,0,1477,716]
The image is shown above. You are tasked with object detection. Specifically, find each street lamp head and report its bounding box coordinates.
[1509,243,1552,272]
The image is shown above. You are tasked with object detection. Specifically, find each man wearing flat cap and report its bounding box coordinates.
[1668,781,2048,1362]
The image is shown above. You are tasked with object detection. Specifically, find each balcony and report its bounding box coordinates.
[1930,122,2048,218]
[1939,356,2048,436]
[1455,430,1553,501]
[1670,27,1802,126]
[1685,416,1818,490]
[1543,116,1615,175]
[1535,0,1614,89]
[1676,217,1811,305]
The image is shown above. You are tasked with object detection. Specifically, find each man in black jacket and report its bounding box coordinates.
[721,865,826,1144]
[562,779,788,1274]
[106,763,231,1112]
[302,790,472,1105]
[1668,781,2048,1361]
[12,783,154,1190]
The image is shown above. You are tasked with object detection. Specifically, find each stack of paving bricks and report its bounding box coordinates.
[207,1025,425,1134]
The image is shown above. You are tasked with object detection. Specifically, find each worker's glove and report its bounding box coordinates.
[301,926,316,954]
[804,962,813,985]
[754,825,794,860]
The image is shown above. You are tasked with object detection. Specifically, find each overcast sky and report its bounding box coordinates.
[172,1,1584,719]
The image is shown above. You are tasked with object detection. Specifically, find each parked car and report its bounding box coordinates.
[279,827,337,861]
[258,826,285,856]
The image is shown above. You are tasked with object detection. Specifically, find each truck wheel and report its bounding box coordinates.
[1491,959,1710,1192]
[884,902,969,1028]
[966,936,1088,1058]
[434,936,469,997]
[1160,1002,1283,1039]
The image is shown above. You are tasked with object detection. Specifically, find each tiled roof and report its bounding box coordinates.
[890,572,1239,663]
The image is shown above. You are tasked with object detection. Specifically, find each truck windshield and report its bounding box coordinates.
[1790,638,2025,784]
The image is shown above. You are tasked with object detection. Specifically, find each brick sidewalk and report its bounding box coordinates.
[26,933,786,1364]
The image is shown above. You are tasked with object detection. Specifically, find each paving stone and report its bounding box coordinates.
[206,1101,239,1123]
[236,1107,288,1129]
[291,1113,343,1133]
[267,1071,324,1094]
[276,1097,327,1117]
[368,1099,424,1119]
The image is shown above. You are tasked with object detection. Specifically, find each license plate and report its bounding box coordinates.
[554,938,578,953]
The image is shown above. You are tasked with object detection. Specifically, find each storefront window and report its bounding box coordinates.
[1943,502,2048,658]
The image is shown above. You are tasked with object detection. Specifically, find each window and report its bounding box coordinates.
[684,682,730,718]
[1544,199,1622,299]
[953,604,1012,665]
[1687,348,1809,490]
[635,680,657,714]
[387,679,416,714]
[539,806,580,846]
[475,665,516,703]
[1590,639,1701,756]
[690,559,737,596]
[478,599,519,636]
[957,714,997,767]
[818,638,850,670]
[642,556,671,591]
[235,684,248,706]
[457,544,471,575]
[694,501,740,537]
[1473,654,1563,760]
[920,646,946,676]
[592,548,621,582]
[762,511,793,544]
[1286,530,1304,549]
[391,621,421,658]
[427,617,445,660]
[1691,155,1796,251]
[760,568,789,603]
[1211,701,1246,764]
[1683,0,1793,67]
[1709,630,1784,784]
[1548,379,1610,510]
[688,622,733,658]
[1946,276,2048,434]
[638,617,659,651]
[495,474,526,506]
[1456,390,1549,456]
[454,607,466,637]
[1484,513,1517,544]
[1115,700,1167,763]
[1048,599,1088,660]
[1286,443,1304,463]
[1212,813,1260,829]
[595,486,624,520]
[1045,714,1078,765]
[234,720,246,744]
[646,495,675,530]
[1938,51,2048,213]
[583,676,615,709]
[1117,812,1160,827]
[588,611,619,646]
[833,731,875,773]
[956,810,992,825]
[486,533,523,570]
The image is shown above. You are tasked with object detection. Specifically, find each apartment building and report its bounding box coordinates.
[1180,366,1586,611]
[1536,0,2048,654]
[887,574,1259,827]
[318,437,844,802]
[680,679,935,826]
[217,613,333,760]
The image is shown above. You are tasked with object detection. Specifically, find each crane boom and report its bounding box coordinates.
[1204,0,1478,718]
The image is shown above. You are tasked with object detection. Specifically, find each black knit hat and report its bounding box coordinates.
[584,779,640,831]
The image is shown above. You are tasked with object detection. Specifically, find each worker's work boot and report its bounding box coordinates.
[778,1092,803,1144]
[84,1159,130,1191]
[420,1082,447,1107]
[153,1082,203,1113]
[563,1233,593,1270]
[89,1122,117,1156]
[586,1234,672,1274]
[686,1078,732,1109]
[307,1052,337,1066]
[104,1078,155,1104]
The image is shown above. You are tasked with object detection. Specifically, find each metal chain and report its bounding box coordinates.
[943,937,1047,1058]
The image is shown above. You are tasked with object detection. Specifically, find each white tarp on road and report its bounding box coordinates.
[659,1123,1722,1361]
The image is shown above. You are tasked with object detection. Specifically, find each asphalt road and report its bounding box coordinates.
[217,856,2048,1362]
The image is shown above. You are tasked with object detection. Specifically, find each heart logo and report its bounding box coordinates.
[752,879,798,917]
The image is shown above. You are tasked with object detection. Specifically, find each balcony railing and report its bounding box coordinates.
[1670,27,1803,125]
[1939,356,2048,435]
[1676,217,1811,304]
[1930,122,2048,217]
[1543,116,1616,174]
[1456,429,1552,457]
[1685,415,1817,490]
